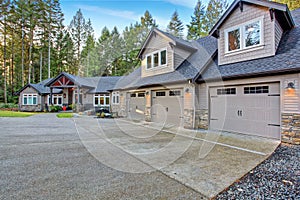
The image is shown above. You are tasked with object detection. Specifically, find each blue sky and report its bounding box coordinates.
[60,0,234,39]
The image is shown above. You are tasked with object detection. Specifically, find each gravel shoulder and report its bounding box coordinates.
[215,143,300,199]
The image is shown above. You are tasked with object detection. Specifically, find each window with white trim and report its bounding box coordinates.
[23,94,37,105]
[52,95,63,105]
[145,48,167,69]
[94,94,110,106]
[225,17,263,53]
[112,92,120,104]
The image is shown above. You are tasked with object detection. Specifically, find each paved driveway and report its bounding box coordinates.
[0,114,279,199]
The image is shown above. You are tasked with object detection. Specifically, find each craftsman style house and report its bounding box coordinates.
[16,0,300,144]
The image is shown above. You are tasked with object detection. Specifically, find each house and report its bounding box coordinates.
[16,0,300,144]
[111,0,300,144]
[16,72,121,112]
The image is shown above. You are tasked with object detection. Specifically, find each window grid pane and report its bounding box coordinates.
[160,50,166,65]
[228,29,240,51]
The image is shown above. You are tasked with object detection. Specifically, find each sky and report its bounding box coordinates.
[60,0,234,39]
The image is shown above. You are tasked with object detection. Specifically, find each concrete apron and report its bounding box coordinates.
[73,117,280,199]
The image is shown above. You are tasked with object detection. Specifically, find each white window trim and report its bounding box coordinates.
[145,48,168,70]
[112,92,120,105]
[49,94,63,106]
[224,16,264,54]
[23,94,38,105]
[94,94,110,107]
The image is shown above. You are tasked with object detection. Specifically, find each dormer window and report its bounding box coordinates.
[145,48,167,69]
[225,17,263,53]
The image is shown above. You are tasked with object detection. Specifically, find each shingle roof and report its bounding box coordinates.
[88,76,122,93]
[199,8,300,82]
[114,35,217,90]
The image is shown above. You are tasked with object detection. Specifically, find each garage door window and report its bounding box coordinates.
[138,92,145,97]
[217,88,236,95]
[169,90,181,96]
[130,93,136,97]
[244,86,268,94]
[156,91,166,96]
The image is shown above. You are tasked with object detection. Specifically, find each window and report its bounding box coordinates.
[228,28,241,51]
[112,92,120,104]
[23,94,37,105]
[217,88,236,95]
[50,94,63,105]
[94,94,110,106]
[160,50,167,65]
[225,17,263,53]
[169,90,181,96]
[244,86,269,94]
[138,92,145,97]
[156,91,166,96]
[130,93,136,97]
[153,53,159,67]
[145,48,167,69]
[146,55,151,69]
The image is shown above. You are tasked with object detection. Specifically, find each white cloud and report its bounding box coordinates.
[78,5,140,21]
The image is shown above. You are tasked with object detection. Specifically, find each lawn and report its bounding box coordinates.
[56,113,73,118]
[0,111,36,117]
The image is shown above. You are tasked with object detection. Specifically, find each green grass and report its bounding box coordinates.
[0,111,36,117]
[56,113,73,118]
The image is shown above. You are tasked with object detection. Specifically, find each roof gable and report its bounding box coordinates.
[210,0,295,38]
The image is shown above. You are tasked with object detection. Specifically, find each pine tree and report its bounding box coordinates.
[68,9,87,75]
[167,11,184,38]
[205,0,228,33]
[141,10,157,30]
[273,0,300,10]
[187,0,207,40]
[81,19,95,77]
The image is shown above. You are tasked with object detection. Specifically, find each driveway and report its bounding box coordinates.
[0,114,279,199]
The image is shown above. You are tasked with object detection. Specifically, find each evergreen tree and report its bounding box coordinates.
[273,0,300,10]
[187,0,207,40]
[167,11,184,38]
[68,9,87,75]
[141,10,157,29]
[205,0,228,33]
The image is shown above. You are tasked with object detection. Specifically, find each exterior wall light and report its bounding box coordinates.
[146,91,149,95]
[286,82,295,90]
[185,88,190,93]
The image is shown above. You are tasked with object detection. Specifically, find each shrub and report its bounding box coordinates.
[49,105,62,112]
[0,103,18,109]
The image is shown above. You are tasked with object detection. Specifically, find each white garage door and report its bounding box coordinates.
[209,83,280,139]
[128,92,145,121]
[151,89,183,127]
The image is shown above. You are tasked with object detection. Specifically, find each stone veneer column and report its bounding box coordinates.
[281,113,300,144]
[183,109,194,129]
[195,109,209,129]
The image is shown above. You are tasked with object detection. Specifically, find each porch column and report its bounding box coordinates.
[50,88,53,105]
[77,86,81,104]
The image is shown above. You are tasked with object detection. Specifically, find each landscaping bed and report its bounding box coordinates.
[215,143,300,199]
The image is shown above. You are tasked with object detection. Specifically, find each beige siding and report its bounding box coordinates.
[141,33,174,77]
[197,83,208,110]
[218,4,275,65]
[275,19,283,51]
[174,47,191,69]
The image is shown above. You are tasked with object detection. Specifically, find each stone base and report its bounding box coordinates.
[195,109,208,129]
[281,113,300,145]
[184,109,194,129]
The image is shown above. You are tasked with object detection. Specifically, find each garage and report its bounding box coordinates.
[151,89,183,127]
[209,83,280,139]
[128,92,146,121]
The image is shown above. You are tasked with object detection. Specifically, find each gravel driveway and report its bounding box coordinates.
[0,114,205,200]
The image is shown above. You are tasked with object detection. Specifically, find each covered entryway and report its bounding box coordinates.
[151,89,183,127]
[209,83,280,139]
[128,92,146,121]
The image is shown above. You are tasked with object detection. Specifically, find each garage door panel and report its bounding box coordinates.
[210,83,280,139]
[128,93,145,121]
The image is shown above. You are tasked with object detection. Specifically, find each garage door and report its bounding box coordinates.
[209,83,280,139]
[151,89,183,127]
[128,92,145,121]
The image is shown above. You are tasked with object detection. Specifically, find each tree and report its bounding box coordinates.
[273,0,300,10]
[141,10,157,30]
[205,0,228,33]
[167,11,184,38]
[187,0,207,40]
[68,9,87,75]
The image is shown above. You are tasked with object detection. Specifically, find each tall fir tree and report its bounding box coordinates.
[187,0,207,40]
[205,0,228,33]
[273,0,300,10]
[167,11,184,38]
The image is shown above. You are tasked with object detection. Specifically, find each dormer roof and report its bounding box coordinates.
[209,0,295,38]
